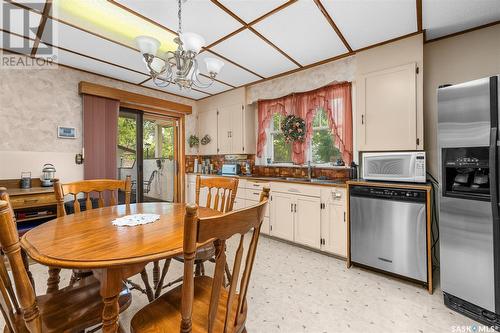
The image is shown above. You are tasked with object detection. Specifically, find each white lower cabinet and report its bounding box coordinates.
[269,192,295,241]
[233,197,245,210]
[320,188,347,257]
[294,195,321,249]
[269,191,321,248]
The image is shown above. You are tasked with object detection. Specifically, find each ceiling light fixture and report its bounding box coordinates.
[135,0,224,90]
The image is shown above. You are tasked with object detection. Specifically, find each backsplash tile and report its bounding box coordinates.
[185,154,350,180]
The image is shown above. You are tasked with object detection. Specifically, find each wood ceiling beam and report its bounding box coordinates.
[203,48,265,79]
[313,0,352,52]
[416,0,423,32]
[107,0,177,36]
[424,20,500,43]
[79,81,192,114]
[3,27,211,98]
[7,0,235,93]
[1,46,199,101]
[209,0,302,69]
[30,0,52,56]
[248,27,302,68]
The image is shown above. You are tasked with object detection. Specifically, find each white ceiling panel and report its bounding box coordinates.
[423,0,500,40]
[114,0,243,45]
[218,0,288,23]
[1,2,41,38]
[39,45,149,84]
[196,50,261,86]
[253,0,348,66]
[322,0,417,50]
[194,80,232,95]
[42,19,149,75]
[210,29,298,77]
[142,80,210,100]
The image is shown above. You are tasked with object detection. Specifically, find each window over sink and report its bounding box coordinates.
[267,108,342,166]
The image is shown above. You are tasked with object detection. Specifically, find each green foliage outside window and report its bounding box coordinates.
[270,109,341,165]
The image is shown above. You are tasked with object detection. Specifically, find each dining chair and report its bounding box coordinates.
[152,175,239,300]
[0,199,132,333]
[130,187,270,333]
[50,176,132,293]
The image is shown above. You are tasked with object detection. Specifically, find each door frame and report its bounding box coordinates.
[119,107,185,203]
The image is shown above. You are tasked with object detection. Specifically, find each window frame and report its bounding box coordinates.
[263,106,343,167]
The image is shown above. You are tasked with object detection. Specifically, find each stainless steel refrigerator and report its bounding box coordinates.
[438,75,500,328]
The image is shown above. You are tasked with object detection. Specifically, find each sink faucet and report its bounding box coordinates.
[307,161,313,180]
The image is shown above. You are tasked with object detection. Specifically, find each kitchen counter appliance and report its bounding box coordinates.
[362,151,426,183]
[350,185,427,282]
[438,75,500,329]
[221,163,240,176]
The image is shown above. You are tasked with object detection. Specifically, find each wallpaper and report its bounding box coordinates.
[0,67,197,153]
[246,56,357,104]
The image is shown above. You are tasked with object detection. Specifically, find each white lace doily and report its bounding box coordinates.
[112,214,160,227]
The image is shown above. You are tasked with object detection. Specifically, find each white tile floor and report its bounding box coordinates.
[4,236,484,332]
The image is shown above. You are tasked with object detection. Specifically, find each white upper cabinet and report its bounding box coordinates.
[198,109,218,155]
[217,104,253,155]
[357,62,421,151]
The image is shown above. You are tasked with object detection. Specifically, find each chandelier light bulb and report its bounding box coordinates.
[180,32,205,54]
[135,35,160,56]
[204,58,224,75]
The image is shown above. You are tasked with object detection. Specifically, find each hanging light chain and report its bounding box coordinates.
[177,0,182,35]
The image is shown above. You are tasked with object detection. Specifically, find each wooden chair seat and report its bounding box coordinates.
[10,276,131,333]
[130,276,245,333]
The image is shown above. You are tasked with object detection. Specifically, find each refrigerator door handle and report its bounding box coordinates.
[489,127,498,221]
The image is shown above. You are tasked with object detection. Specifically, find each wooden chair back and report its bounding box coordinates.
[195,175,238,213]
[0,199,41,333]
[181,188,270,333]
[54,176,132,216]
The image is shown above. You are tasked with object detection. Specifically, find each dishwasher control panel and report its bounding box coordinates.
[350,186,426,202]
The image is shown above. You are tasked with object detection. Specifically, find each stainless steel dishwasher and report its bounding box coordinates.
[350,185,427,282]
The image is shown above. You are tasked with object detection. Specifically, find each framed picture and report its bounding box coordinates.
[57,126,77,139]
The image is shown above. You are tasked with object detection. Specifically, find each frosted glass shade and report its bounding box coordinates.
[204,58,224,75]
[180,32,205,53]
[135,35,160,55]
[150,57,166,73]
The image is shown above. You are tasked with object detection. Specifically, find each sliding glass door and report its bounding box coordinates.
[117,108,178,203]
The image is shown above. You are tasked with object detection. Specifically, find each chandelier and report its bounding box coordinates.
[135,0,224,90]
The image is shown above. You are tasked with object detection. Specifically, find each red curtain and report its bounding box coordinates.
[257,82,353,165]
[83,94,119,180]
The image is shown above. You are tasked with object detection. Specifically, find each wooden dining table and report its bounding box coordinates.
[20,202,221,333]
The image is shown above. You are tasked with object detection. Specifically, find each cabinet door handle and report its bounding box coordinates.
[294,203,297,213]
[344,212,346,222]
[361,114,364,125]
[290,203,293,212]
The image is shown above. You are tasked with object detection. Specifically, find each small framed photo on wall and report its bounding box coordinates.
[57,126,77,139]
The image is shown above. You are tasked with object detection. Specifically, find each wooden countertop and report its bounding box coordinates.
[346,179,432,191]
[6,186,55,196]
[186,173,347,188]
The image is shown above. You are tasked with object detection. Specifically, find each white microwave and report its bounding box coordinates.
[362,152,426,183]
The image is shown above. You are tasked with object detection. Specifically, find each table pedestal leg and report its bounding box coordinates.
[94,264,145,333]
[102,295,120,333]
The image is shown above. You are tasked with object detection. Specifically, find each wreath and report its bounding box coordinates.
[281,115,306,143]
